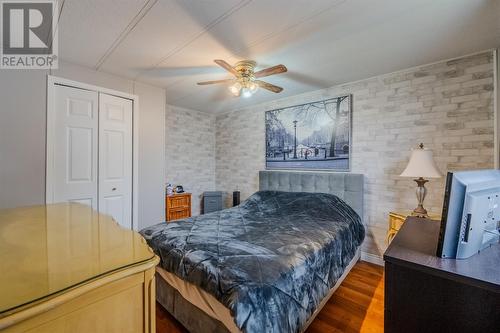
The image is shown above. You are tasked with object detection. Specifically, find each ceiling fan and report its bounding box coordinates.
[197,59,287,98]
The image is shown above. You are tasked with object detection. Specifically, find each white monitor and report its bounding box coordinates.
[437,170,500,259]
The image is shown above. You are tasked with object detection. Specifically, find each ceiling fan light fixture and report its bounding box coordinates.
[241,87,253,98]
[229,82,242,96]
[249,81,258,93]
[198,59,287,97]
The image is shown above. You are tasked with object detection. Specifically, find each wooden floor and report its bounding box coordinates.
[156,261,384,333]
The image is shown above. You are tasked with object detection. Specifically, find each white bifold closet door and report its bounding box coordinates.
[53,85,99,210]
[51,85,132,229]
[98,93,132,229]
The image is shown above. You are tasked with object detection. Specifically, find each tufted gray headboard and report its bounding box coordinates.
[259,170,364,218]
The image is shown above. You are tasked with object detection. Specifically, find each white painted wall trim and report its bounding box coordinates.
[46,75,140,231]
[495,49,499,169]
[361,251,385,266]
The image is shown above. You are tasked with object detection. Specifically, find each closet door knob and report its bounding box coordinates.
[112,187,117,191]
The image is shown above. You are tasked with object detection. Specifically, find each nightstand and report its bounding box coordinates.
[166,193,191,222]
[387,211,441,244]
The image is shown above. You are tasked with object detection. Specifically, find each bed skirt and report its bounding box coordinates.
[156,270,231,333]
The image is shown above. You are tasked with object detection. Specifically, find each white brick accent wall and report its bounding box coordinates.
[165,105,216,216]
[215,51,495,258]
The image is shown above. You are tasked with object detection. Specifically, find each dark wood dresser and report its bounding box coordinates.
[383,217,500,333]
[166,193,191,222]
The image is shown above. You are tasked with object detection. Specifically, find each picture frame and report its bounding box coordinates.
[265,94,352,171]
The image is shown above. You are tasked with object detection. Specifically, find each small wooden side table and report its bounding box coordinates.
[387,211,441,244]
[166,192,192,222]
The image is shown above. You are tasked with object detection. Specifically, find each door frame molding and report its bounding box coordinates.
[46,75,140,231]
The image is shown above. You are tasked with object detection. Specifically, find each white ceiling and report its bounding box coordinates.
[58,0,500,113]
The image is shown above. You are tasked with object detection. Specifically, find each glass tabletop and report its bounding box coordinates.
[0,203,155,316]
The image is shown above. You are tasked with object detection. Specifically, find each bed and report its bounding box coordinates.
[140,171,365,333]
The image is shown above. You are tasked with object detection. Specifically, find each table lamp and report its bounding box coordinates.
[400,143,442,217]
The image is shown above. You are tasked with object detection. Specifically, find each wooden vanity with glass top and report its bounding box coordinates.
[0,203,159,333]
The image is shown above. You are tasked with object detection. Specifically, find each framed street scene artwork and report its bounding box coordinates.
[265,95,352,170]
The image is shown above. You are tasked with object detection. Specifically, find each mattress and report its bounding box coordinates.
[141,191,365,333]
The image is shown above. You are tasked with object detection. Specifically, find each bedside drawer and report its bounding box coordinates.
[168,196,190,209]
[168,208,190,221]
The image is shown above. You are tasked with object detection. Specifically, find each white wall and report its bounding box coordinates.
[0,70,47,208]
[134,82,167,228]
[0,61,166,230]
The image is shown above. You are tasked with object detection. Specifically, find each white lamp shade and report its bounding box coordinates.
[400,147,442,178]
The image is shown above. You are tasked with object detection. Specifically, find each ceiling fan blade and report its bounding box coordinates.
[254,64,287,78]
[197,79,235,85]
[214,59,239,77]
[255,80,283,93]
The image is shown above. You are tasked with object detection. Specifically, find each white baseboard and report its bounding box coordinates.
[361,251,385,266]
